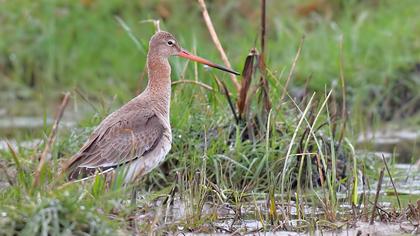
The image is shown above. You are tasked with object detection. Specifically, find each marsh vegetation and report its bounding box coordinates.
[0,0,419,235]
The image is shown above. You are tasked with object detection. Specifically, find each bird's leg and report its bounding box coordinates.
[163,171,180,206]
[130,185,138,207]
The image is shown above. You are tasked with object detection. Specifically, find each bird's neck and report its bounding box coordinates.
[145,54,171,116]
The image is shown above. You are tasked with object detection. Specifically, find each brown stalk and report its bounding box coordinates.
[258,0,271,120]
[33,92,70,189]
[260,0,266,55]
[370,168,385,225]
[197,0,240,93]
[280,36,305,101]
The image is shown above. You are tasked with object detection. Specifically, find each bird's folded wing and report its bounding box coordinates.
[65,113,164,173]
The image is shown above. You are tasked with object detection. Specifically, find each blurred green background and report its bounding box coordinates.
[0,0,419,130]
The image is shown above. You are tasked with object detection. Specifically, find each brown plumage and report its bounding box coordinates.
[62,31,239,183]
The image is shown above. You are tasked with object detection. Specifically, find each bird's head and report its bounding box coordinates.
[149,31,239,75]
[149,31,182,58]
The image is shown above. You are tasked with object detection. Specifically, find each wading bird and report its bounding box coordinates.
[62,31,239,183]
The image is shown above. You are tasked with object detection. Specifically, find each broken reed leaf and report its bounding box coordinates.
[237,48,258,121]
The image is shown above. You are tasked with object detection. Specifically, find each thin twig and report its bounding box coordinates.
[280,36,305,101]
[382,154,401,211]
[33,92,70,189]
[370,168,385,225]
[171,79,214,91]
[197,0,240,92]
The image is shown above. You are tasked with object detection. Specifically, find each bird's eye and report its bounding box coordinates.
[167,40,175,46]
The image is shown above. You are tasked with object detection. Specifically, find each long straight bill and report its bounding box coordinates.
[177,49,240,75]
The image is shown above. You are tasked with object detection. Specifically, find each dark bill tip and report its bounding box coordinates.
[177,50,240,76]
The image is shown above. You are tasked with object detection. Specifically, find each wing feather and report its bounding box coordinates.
[64,111,165,180]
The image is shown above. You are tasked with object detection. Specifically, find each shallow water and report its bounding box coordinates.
[358,128,419,163]
[0,138,43,151]
[0,96,89,138]
[140,192,419,235]
[183,222,418,235]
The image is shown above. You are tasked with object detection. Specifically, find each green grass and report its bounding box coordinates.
[1,0,419,235]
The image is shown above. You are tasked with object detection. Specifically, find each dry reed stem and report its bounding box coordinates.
[33,92,70,188]
[280,36,305,101]
[260,0,266,55]
[197,0,240,92]
[258,0,272,116]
